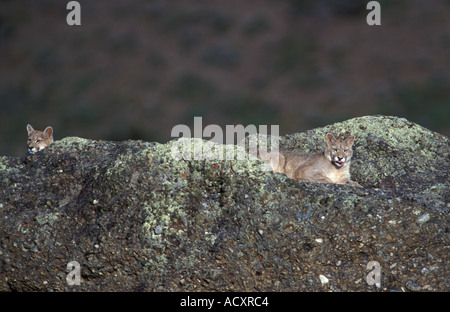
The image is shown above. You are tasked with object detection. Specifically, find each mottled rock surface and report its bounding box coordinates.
[0,115,448,291]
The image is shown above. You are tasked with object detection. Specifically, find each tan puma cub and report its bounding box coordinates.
[259,133,362,187]
[26,124,54,154]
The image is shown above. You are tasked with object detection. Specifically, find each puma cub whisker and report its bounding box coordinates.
[26,124,54,154]
[259,133,362,187]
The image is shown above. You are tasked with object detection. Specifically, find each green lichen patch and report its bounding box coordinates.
[0,115,448,291]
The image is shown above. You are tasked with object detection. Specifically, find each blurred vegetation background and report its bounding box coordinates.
[0,0,449,156]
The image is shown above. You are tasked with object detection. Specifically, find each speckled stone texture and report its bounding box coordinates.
[0,115,448,291]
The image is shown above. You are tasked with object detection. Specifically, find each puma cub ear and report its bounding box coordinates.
[27,124,34,135]
[346,135,355,145]
[326,133,336,142]
[44,126,54,138]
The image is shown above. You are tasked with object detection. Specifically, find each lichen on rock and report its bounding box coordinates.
[0,115,448,291]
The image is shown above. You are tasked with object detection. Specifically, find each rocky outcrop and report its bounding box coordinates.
[0,115,448,291]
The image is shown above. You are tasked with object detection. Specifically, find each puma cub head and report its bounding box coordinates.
[325,133,355,168]
[26,124,54,154]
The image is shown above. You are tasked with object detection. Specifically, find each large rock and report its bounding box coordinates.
[0,115,448,291]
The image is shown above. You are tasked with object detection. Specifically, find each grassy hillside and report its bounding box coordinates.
[0,0,449,155]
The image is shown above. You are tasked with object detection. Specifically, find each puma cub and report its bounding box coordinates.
[26,124,54,154]
[259,133,362,187]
